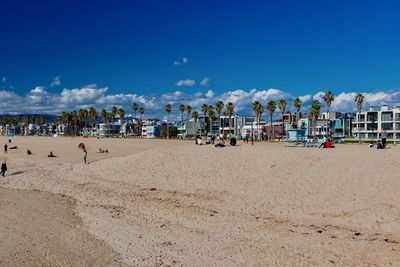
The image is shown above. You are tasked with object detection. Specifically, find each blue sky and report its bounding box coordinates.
[1,0,400,115]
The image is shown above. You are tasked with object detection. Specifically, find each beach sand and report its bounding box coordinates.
[0,136,399,266]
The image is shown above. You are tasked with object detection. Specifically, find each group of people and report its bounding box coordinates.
[195,136,237,148]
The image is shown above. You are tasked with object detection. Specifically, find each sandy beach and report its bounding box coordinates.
[0,136,399,266]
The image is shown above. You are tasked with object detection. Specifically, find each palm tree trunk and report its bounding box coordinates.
[270,115,273,141]
[228,116,232,139]
[358,109,361,144]
[167,119,169,139]
[281,112,284,140]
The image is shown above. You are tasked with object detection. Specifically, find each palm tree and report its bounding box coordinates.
[132,102,139,118]
[310,99,322,142]
[118,108,125,135]
[207,105,214,136]
[323,91,335,137]
[179,104,185,136]
[278,99,287,140]
[186,105,192,137]
[89,107,97,129]
[252,101,263,140]
[293,97,302,128]
[192,111,199,141]
[138,107,144,137]
[215,100,224,138]
[267,100,276,140]
[226,102,234,138]
[354,93,365,144]
[101,109,108,123]
[165,104,172,139]
[111,106,118,123]
[201,104,209,136]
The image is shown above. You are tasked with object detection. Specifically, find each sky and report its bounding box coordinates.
[1,0,400,117]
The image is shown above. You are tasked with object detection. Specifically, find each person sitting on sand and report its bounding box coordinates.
[26,149,32,155]
[9,146,18,149]
[83,149,87,164]
[230,137,237,146]
[4,144,7,154]
[48,151,56,158]
[215,139,225,148]
[0,160,7,177]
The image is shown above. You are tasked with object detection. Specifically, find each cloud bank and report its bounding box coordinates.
[0,85,399,118]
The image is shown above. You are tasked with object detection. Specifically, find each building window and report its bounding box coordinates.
[367,112,378,122]
[381,112,393,121]
[396,123,400,130]
[395,113,400,121]
[381,123,393,130]
[367,123,378,130]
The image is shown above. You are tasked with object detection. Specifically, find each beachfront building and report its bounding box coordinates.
[177,119,197,138]
[352,105,400,141]
[332,113,354,138]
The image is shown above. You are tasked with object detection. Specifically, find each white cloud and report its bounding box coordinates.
[205,90,214,98]
[175,79,195,87]
[0,85,399,118]
[200,77,210,87]
[1,77,6,82]
[51,76,61,87]
[174,57,189,65]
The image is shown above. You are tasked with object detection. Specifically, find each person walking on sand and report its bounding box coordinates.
[83,149,87,164]
[381,129,388,148]
[0,161,7,177]
[4,144,7,154]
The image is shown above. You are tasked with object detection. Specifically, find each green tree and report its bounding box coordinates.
[192,111,199,141]
[278,99,287,139]
[165,104,172,139]
[323,91,335,137]
[226,102,234,138]
[138,107,144,137]
[267,100,276,140]
[215,100,224,138]
[207,105,214,136]
[354,93,365,144]
[186,105,192,137]
[293,97,302,128]
[201,104,209,136]
[252,101,264,140]
[310,99,322,142]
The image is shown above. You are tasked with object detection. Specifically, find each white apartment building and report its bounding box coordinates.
[352,105,400,140]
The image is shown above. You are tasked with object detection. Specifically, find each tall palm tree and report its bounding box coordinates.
[179,104,185,136]
[192,111,199,141]
[89,107,97,129]
[165,104,172,139]
[101,109,108,123]
[267,100,276,140]
[207,105,214,136]
[323,91,335,137]
[201,104,209,136]
[215,100,224,138]
[111,106,118,123]
[226,102,234,138]
[278,99,287,139]
[310,99,322,142]
[186,105,192,137]
[138,107,144,137]
[354,93,365,144]
[118,108,125,135]
[293,97,302,128]
[252,101,263,140]
[132,102,139,118]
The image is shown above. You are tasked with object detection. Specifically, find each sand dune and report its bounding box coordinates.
[0,136,399,265]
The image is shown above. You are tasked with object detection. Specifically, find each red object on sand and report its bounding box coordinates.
[326,141,332,148]
[78,143,86,149]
